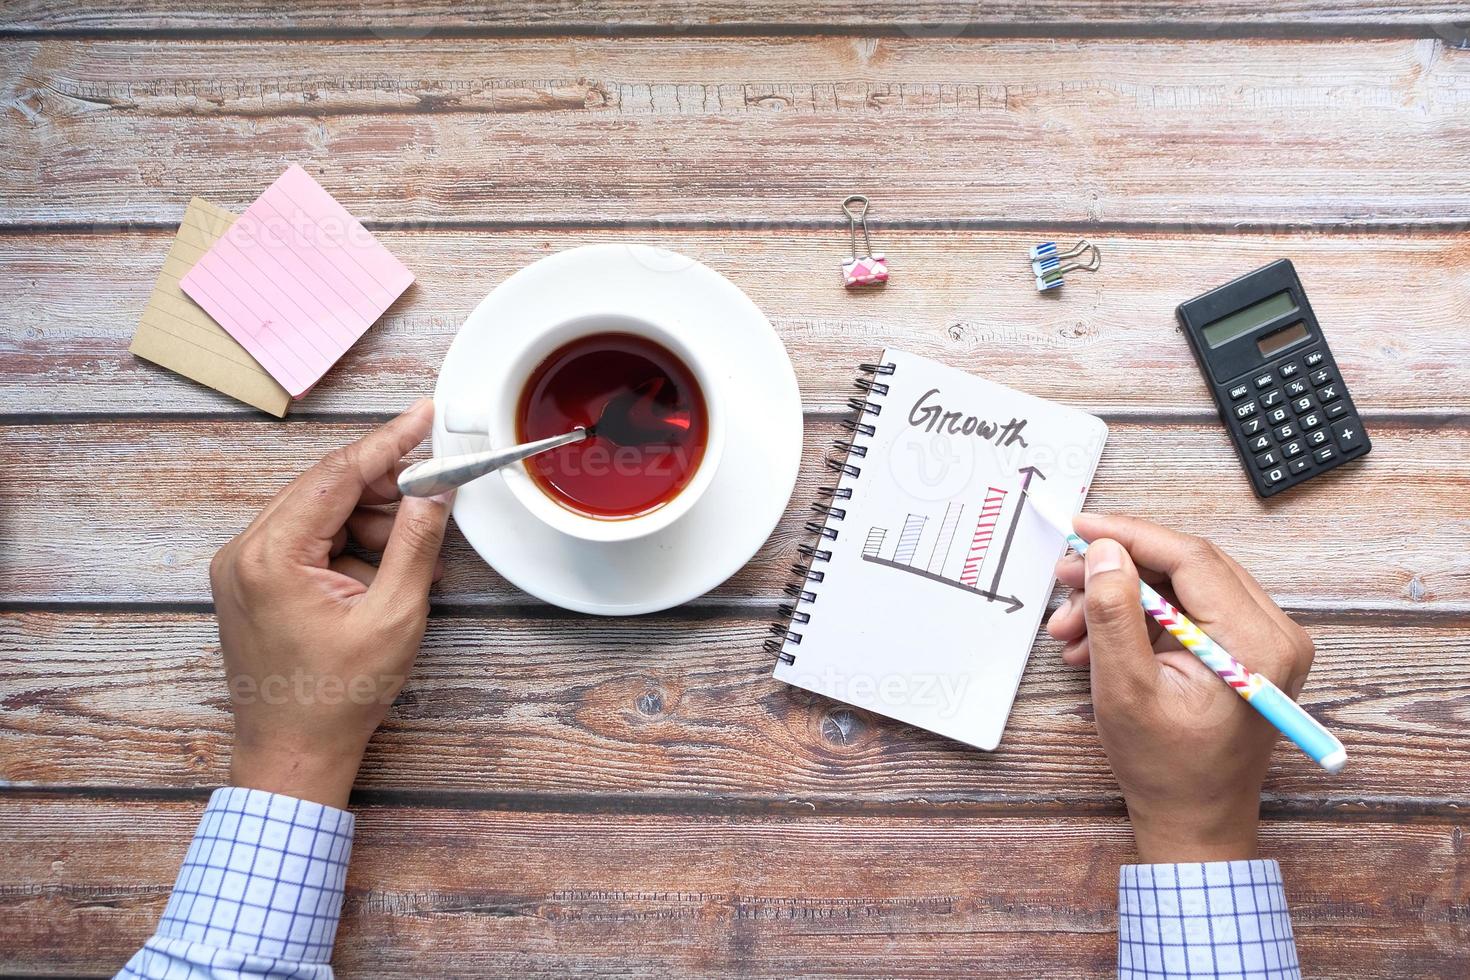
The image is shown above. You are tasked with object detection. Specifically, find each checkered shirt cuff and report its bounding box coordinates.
[1119,860,1300,979]
[118,787,354,977]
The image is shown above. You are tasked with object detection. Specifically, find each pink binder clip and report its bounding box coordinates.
[841,195,888,288]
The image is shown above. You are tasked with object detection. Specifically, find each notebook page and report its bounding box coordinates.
[128,198,292,417]
[773,348,1108,750]
[180,165,414,398]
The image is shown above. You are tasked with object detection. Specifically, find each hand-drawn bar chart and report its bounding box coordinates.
[859,467,1046,614]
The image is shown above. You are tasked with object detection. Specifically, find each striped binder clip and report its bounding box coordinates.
[1030,239,1101,291]
[841,195,888,288]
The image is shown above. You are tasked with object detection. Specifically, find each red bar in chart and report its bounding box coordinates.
[959,487,1008,587]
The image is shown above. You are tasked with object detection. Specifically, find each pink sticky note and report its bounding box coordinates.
[180,165,414,398]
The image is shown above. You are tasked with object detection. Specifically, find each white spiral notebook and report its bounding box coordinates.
[770,348,1109,750]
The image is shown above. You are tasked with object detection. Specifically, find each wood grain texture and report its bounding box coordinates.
[4,1,1467,33]
[4,37,1469,225]
[5,228,1469,418]
[3,12,1469,977]
[1,419,1467,610]
[2,798,1466,978]
[3,609,1468,808]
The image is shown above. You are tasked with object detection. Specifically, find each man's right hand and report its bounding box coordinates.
[1045,514,1316,863]
[210,400,452,810]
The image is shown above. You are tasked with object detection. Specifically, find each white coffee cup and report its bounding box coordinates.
[439,312,725,544]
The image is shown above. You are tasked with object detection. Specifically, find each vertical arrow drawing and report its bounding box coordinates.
[987,465,1046,600]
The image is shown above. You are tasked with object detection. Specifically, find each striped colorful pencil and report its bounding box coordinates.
[1025,490,1346,773]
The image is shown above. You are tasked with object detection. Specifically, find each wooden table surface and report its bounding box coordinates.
[2,3,1469,977]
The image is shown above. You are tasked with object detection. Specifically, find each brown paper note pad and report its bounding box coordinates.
[129,197,292,416]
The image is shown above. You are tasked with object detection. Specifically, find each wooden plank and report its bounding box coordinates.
[4,228,1469,419]
[4,38,1469,226]
[4,1,1465,34]
[1,419,1465,610]
[3,609,1468,807]
[1,798,1465,977]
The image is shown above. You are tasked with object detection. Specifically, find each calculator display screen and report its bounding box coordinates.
[1202,290,1297,348]
[1256,320,1310,357]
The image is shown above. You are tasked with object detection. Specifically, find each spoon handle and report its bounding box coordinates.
[398,428,589,497]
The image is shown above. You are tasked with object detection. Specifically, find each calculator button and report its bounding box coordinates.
[1300,411,1323,430]
[1304,350,1325,368]
[1332,418,1364,452]
[1260,389,1283,408]
[1255,449,1280,470]
[1247,433,1271,453]
[1254,372,1274,390]
[1240,417,1264,436]
[1273,422,1296,440]
[1264,466,1286,486]
[1307,428,1329,447]
[1289,457,1312,476]
[1309,368,1332,386]
[1267,406,1290,425]
[1229,383,1250,401]
[1291,394,1315,414]
[1282,439,1304,459]
[1325,401,1348,419]
[1279,361,1301,379]
[1317,383,1341,404]
[1234,400,1258,420]
[1313,446,1337,465]
[1284,379,1308,397]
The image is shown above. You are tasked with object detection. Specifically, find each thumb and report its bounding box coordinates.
[1082,538,1157,700]
[370,493,453,613]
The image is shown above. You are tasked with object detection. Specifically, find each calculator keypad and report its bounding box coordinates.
[1220,346,1369,497]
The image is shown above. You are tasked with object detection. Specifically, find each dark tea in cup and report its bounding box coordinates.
[515,332,709,519]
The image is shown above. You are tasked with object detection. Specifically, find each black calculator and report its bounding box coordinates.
[1177,259,1370,498]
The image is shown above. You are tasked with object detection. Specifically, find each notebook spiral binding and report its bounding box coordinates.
[766,360,897,665]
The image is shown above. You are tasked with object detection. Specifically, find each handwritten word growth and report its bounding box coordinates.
[908,387,1030,448]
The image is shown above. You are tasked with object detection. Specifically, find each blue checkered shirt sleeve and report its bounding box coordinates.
[1119,859,1300,978]
[115,787,354,979]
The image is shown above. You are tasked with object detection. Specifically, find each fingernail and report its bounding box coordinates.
[1056,592,1077,616]
[431,489,456,507]
[1086,539,1124,579]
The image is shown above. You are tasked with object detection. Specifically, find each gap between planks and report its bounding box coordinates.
[0,23,1461,44]
[1,596,1468,621]
[7,220,1470,235]
[2,410,1467,426]
[1,785,1464,823]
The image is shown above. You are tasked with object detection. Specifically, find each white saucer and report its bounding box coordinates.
[432,244,804,615]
